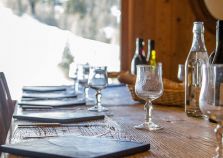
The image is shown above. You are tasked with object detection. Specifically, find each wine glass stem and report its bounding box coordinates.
[215,124,223,158]
[96,90,102,108]
[84,87,89,99]
[75,81,79,92]
[145,100,153,123]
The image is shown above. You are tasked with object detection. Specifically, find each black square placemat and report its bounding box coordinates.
[1,136,150,158]
[13,111,104,123]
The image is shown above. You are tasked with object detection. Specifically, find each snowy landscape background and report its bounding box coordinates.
[0,2,120,98]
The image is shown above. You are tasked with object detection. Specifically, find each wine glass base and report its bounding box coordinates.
[88,106,108,112]
[134,122,162,131]
[213,155,222,158]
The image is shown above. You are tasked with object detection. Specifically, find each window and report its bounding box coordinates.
[0,0,120,98]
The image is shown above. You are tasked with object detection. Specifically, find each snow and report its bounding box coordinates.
[0,6,120,99]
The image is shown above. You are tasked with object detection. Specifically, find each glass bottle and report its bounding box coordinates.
[131,38,147,75]
[185,22,209,117]
[209,51,215,64]
[209,20,223,123]
[211,20,223,64]
[209,20,223,64]
[146,39,155,63]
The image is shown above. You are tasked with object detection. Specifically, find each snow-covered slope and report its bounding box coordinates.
[0,6,119,98]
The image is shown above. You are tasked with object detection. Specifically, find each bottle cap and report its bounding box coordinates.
[136,37,144,47]
[193,22,204,33]
[148,40,155,50]
[136,37,144,43]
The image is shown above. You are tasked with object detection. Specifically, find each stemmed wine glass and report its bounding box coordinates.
[88,66,108,112]
[134,63,163,130]
[199,64,223,158]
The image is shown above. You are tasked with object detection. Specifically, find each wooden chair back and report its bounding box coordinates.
[0,72,15,145]
[0,72,14,115]
[0,101,7,145]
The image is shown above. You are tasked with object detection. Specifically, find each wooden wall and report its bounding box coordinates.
[121,0,215,81]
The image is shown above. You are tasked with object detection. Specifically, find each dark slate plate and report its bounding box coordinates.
[18,98,86,107]
[13,111,104,123]
[22,91,77,99]
[0,136,150,158]
[22,86,67,93]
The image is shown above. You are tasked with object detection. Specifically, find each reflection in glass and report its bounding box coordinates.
[177,64,185,82]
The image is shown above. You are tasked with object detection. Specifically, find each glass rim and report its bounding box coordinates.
[202,64,223,68]
[193,21,204,24]
[136,63,162,68]
[90,66,107,68]
[211,64,223,67]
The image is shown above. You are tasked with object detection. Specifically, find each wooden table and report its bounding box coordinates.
[4,86,217,158]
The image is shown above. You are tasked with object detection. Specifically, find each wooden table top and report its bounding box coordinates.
[4,86,217,158]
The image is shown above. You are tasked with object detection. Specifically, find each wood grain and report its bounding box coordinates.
[121,0,215,81]
[3,86,218,158]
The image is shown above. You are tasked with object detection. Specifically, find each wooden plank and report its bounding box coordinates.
[170,0,194,81]
[155,0,172,78]
[121,0,131,71]
[142,0,156,56]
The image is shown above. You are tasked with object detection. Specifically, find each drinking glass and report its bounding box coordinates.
[69,62,78,92]
[177,64,185,82]
[77,64,90,98]
[88,66,108,112]
[134,64,163,130]
[199,64,223,158]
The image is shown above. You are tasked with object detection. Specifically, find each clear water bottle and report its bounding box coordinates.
[185,22,209,117]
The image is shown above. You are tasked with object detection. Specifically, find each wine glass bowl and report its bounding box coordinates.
[88,66,108,112]
[199,64,223,158]
[134,64,163,130]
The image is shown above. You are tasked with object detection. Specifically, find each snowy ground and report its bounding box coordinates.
[0,6,120,99]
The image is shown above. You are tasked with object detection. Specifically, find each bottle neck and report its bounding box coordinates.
[147,40,155,60]
[149,50,156,66]
[216,27,223,50]
[151,50,156,59]
[135,43,144,56]
[191,32,207,52]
